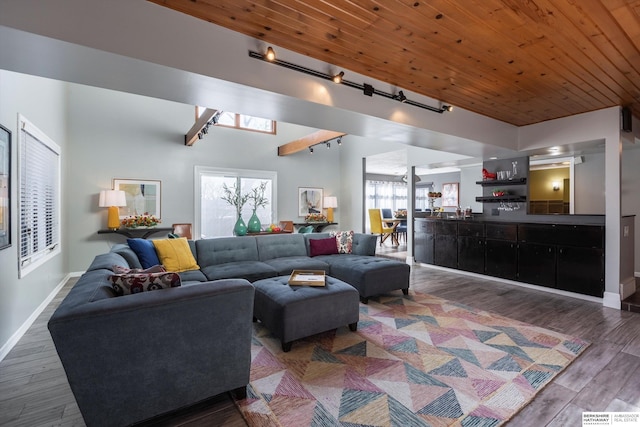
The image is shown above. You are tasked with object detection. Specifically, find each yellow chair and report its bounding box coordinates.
[368,209,397,246]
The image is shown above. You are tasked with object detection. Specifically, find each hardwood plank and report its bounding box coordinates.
[572,352,640,411]
[547,402,589,427]
[554,341,625,392]
[509,382,576,425]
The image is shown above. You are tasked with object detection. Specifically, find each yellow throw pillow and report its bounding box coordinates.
[152,238,200,273]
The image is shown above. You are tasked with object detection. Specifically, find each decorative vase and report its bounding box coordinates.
[233,215,247,236]
[247,210,261,233]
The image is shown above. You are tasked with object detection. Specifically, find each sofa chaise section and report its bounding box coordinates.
[48,252,255,427]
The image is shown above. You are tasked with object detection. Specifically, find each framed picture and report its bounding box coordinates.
[441,182,459,207]
[0,124,11,250]
[113,179,161,219]
[298,187,323,216]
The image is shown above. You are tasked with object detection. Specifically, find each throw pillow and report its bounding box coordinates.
[309,237,339,257]
[110,272,181,296]
[127,238,161,269]
[331,230,354,254]
[112,264,166,274]
[152,237,200,272]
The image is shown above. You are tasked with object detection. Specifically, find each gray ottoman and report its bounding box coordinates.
[253,275,360,352]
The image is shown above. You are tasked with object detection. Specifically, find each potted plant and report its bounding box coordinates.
[247,181,268,233]
[221,182,249,236]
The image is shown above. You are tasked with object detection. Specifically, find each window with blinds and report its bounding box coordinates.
[18,115,61,278]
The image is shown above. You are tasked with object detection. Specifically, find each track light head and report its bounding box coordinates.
[265,46,276,61]
[363,84,374,97]
[197,132,203,140]
[442,105,453,112]
[309,147,314,153]
[326,142,331,149]
[396,91,407,103]
[332,71,344,84]
[337,137,342,145]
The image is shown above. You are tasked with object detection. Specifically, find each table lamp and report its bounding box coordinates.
[99,190,127,230]
[323,196,337,223]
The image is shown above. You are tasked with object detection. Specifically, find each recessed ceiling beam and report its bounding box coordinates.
[185,108,218,146]
[278,130,346,156]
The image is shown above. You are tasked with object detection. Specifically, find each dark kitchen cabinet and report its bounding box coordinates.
[457,223,484,273]
[517,242,557,287]
[485,239,517,279]
[413,218,604,298]
[434,221,457,268]
[557,246,604,297]
[414,219,435,264]
[485,223,518,280]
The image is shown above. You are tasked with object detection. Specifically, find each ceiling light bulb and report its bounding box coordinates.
[332,71,344,84]
[265,47,276,61]
[397,91,407,103]
[443,105,453,112]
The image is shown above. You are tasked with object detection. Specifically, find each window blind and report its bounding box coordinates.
[18,115,61,277]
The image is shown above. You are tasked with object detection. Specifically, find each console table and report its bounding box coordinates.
[97,227,173,239]
[293,222,338,232]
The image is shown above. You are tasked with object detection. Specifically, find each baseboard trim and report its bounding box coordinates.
[603,292,622,310]
[0,273,73,362]
[418,263,604,305]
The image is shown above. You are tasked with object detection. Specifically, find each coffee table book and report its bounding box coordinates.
[288,270,326,286]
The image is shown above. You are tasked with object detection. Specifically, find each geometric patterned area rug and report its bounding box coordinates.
[235,292,589,427]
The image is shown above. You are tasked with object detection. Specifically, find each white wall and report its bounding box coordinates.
[0,71,68,354]
[65,83,344,271]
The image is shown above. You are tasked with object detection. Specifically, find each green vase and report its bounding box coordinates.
[233,215,247,236]
[247,210,261,233]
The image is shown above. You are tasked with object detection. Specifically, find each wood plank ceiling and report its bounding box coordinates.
[149,0,640,127]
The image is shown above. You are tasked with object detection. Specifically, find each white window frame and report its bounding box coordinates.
[18,114,61,278]
[194,166,277,239]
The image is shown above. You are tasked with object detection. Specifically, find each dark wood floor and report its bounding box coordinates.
[1,247,639,426]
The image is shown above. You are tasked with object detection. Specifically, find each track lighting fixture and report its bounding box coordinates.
[337,137,342,145]
[197,132,203,139]
[248,48,453,114]
[309,147,314,153]
[265,46,276,61]
[326,142,331,148]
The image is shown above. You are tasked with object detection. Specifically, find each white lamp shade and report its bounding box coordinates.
[99,190,127,207]
[323,196,338,208]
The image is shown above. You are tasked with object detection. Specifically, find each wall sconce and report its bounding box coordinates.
[552,182,560,191]
[323,196,337,222]
[99,190,127,230]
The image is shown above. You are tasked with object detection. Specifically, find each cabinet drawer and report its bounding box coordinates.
[518,224,557,244]
[436,221,458,235]
[554,225,604,248]
[485,223,517,241]
[415,219,435,233]
[458,222,484,237]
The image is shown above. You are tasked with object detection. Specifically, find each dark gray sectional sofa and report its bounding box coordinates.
[48,232,409,426]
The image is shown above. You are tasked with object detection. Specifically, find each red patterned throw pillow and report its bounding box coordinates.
[331,230,354,254]
[110,272,181,296]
